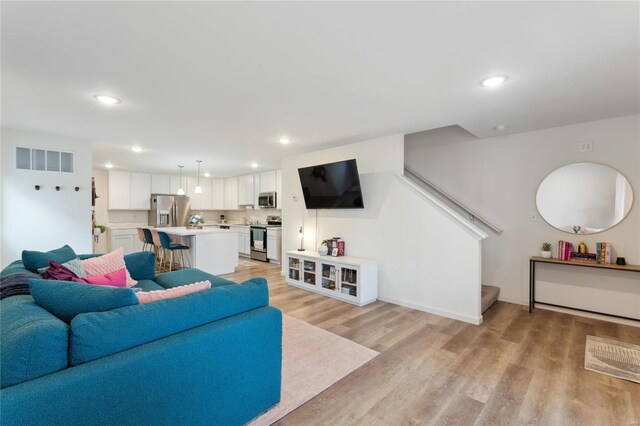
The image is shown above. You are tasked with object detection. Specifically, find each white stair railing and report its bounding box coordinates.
[404,166,502,235]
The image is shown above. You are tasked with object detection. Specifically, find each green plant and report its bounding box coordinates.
[321,240,328,246]
[541,242,552,252]
[189,214,205,225]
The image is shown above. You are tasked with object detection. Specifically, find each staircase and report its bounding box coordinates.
[401,165,502,314]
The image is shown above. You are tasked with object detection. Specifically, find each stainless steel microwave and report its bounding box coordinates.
[258,192,277,208]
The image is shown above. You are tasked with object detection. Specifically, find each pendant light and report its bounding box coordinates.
[195,160,203,194]
[177,165,185,195]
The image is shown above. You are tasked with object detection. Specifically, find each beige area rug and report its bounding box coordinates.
[248,315,379,426]
[585,335,640,384]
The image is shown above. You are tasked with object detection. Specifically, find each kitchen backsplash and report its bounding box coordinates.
[198,208,282,224]
[108,210,149,223]
[106,208,281,225]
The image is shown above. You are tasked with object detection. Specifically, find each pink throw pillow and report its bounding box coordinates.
[73,268,127,287]
[135,281,212,304]
[82,248,137,287]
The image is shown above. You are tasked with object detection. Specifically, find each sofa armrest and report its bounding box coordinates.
[69,278,269,365]
[1,296,69,389]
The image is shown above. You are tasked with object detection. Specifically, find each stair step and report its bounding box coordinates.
[481,285,500,313]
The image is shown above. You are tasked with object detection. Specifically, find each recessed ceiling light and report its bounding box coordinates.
[204,172,210,177]
[131,146,143,153]
[250,162,258,168]
[105,163,114,169]
[279,137,290,144]
[94,95,121,105]
[480,75,508,88]
[494,124,507,131]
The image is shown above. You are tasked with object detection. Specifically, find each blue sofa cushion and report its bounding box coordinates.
[29,279,138,323]
[21,245,77,273]
[132,279,165,292]
[155,268,236,289]
[70,278,269,366]
[123,252,156,281]
[0,295,69,389]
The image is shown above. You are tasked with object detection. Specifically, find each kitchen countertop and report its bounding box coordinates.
[202,223,251,228]
[161,226,236,236]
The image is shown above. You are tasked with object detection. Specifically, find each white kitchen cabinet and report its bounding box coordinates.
[108,171,151,210]
[151,174,170,194]
[267,237,281,262]
[275,169,282,209]
[187,177,212,210]
[107,228,144,254]
[235,227,250,256]
[131,173,151,210]
[224,177,238,210]
[238,174,254,206]
[108,170,131,210]
[253,173,261,207]
[212,179,224,209]
[170,175,185,195]
[200,179,213,209]
[259,171,276,193]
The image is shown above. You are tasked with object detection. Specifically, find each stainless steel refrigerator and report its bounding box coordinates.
[149,195,191,227]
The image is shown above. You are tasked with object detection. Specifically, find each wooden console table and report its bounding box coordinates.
[529,256,640,321]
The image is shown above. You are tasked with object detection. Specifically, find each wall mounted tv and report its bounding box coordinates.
[297,159,364,209]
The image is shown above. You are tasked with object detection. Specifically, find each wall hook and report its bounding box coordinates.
[75,186,80,192]
[55,186,61,191]
[35,185,41,191]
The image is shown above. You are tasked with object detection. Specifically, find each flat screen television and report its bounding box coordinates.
[297,159,364,209]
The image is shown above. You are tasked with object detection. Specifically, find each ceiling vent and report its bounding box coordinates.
[15,147,74,173]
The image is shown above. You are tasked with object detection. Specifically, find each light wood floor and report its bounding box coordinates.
[221,261,640,426]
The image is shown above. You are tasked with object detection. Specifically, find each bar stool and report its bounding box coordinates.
[157,231,191,272]
[142,228,155,252]
[150,229,166,273]
[137,228,151,252]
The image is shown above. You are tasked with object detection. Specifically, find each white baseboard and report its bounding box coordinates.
[497,296,528,306]
[497,297,640,328]
[378,296,483,325]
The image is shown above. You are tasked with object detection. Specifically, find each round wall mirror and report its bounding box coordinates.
[536,162,634,234]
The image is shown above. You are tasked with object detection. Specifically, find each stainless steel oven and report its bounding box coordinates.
[250,216,282,262]
[258,192,276,208]
[250,226,268,262]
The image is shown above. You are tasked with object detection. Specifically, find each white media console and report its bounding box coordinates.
[285,251,377,306]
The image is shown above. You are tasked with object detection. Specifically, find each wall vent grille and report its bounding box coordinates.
[16,147,74,173]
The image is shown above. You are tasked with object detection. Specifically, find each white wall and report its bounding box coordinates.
[1,128,92,267]
[405,115,640,318]
[282,135,484,324]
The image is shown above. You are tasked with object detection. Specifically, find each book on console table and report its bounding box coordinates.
[569,252,597,264]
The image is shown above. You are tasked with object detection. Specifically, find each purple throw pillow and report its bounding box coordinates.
[43,260,79,281]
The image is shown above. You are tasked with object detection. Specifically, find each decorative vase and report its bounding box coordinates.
[318,245,329,256]
[540,250,552,259]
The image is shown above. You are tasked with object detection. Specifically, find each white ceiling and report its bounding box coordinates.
[2,1,638,177]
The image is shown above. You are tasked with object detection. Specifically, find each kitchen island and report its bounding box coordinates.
[161,227,238,275]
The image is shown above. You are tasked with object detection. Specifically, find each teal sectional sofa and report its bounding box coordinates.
[0,251,282,426]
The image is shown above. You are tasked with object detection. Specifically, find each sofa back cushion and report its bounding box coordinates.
[21,245,77,273]
[123,251,156,281]
[0,295,69,389]
[69,278,269,366]
[29,279,139,323]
